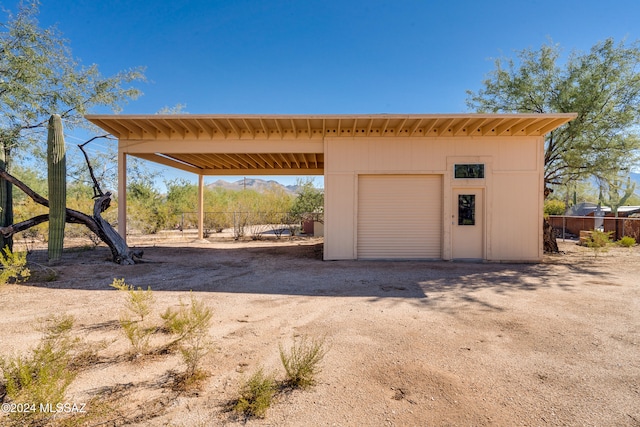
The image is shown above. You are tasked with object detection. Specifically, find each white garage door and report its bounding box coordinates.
[357,175,442,259]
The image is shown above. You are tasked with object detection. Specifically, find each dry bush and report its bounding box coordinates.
[0,246,30,285]
[0,315,78,425]
[110,278,154,321]
[279,335,328,389]
[233,368,277,419]
[585,229,613,257]
[110,279,156,356]
[161,293,213,382]
[618,235,636,247]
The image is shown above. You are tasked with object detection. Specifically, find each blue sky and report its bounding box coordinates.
[32,0,640,188]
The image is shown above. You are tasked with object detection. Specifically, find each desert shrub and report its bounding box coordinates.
[0,245,30,285]
[110,278,154,321]
[161,293,213,379]
[618,235,636,247]
[111,279,156,356]
[0,315,78,425]
[204,211,231,234]
[232,211,249,239]
[266,212,289,239]
[233,368,277,419]
[585,229,613,257]
[248,212,269,240]
[118,319,154,355]
[13,198,48,241]
[279,335,327,389]
[544,199,566,216]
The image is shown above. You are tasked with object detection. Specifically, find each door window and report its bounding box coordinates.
[458,194,475,225]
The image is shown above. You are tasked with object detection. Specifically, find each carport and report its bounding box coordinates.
[86,113,575,262]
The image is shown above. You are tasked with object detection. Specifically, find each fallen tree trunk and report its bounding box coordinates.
[0,169,142,265]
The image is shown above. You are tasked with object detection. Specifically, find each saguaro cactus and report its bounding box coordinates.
[0,139,13,253]
[47,114,66,262]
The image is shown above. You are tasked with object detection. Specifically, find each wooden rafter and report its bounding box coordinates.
[381,118,390,134]
[423,118,438,135]
[119,121,144,139]
[409,118,424,136]
[495,118,520,136]
[161,119,185,138]
[465,118,489,134]
[205,154,235,169]
[287,153,298,168]
[510,118,537,135]
[436,118,455,136]
[99,120,131,139]
[277,153,291,168]
[225,119,241,138]
[267,153,282,168]
[198,154,223,169]
[242,119,255,138]
[192,120,213,138]
[208,119,227,139]
[178,119,201,138]
[536,118,569,135]
[135,120,159,138]
[274,119,283,138]
[245,153,265,168]
[256,153,271,167]
[396,118,408,136]
[258,118,270,139]
[480,119,502,136]
[452,118,472,136]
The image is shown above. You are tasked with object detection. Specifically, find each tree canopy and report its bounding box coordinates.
[466,38,640,196]
[0,2,144,148]
[0,1,145,248]
[290,178,324,219]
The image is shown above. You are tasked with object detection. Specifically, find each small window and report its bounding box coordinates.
[458,195,475,225]
[455,164,484,179]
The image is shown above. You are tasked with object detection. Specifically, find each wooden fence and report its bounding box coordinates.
[548,215,640,241]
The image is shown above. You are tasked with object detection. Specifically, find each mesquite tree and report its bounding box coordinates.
[467,39,640,252]
[467,38,640,194]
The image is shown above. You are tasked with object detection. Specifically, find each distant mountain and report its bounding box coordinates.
[206,178,300,194]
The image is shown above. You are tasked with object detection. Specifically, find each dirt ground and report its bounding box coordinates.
[1,234,639,426]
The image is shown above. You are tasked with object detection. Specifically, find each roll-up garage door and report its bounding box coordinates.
[357,175,442,259]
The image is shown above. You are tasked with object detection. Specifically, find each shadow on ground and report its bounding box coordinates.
[22,242,606,304]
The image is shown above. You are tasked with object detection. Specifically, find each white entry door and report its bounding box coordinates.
[452,189,484,259]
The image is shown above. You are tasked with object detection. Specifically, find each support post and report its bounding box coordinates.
[198,174,204,240]
[118,149,127,240]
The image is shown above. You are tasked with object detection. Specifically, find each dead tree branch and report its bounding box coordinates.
[78,134,113,198]
[0,169,142,265]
